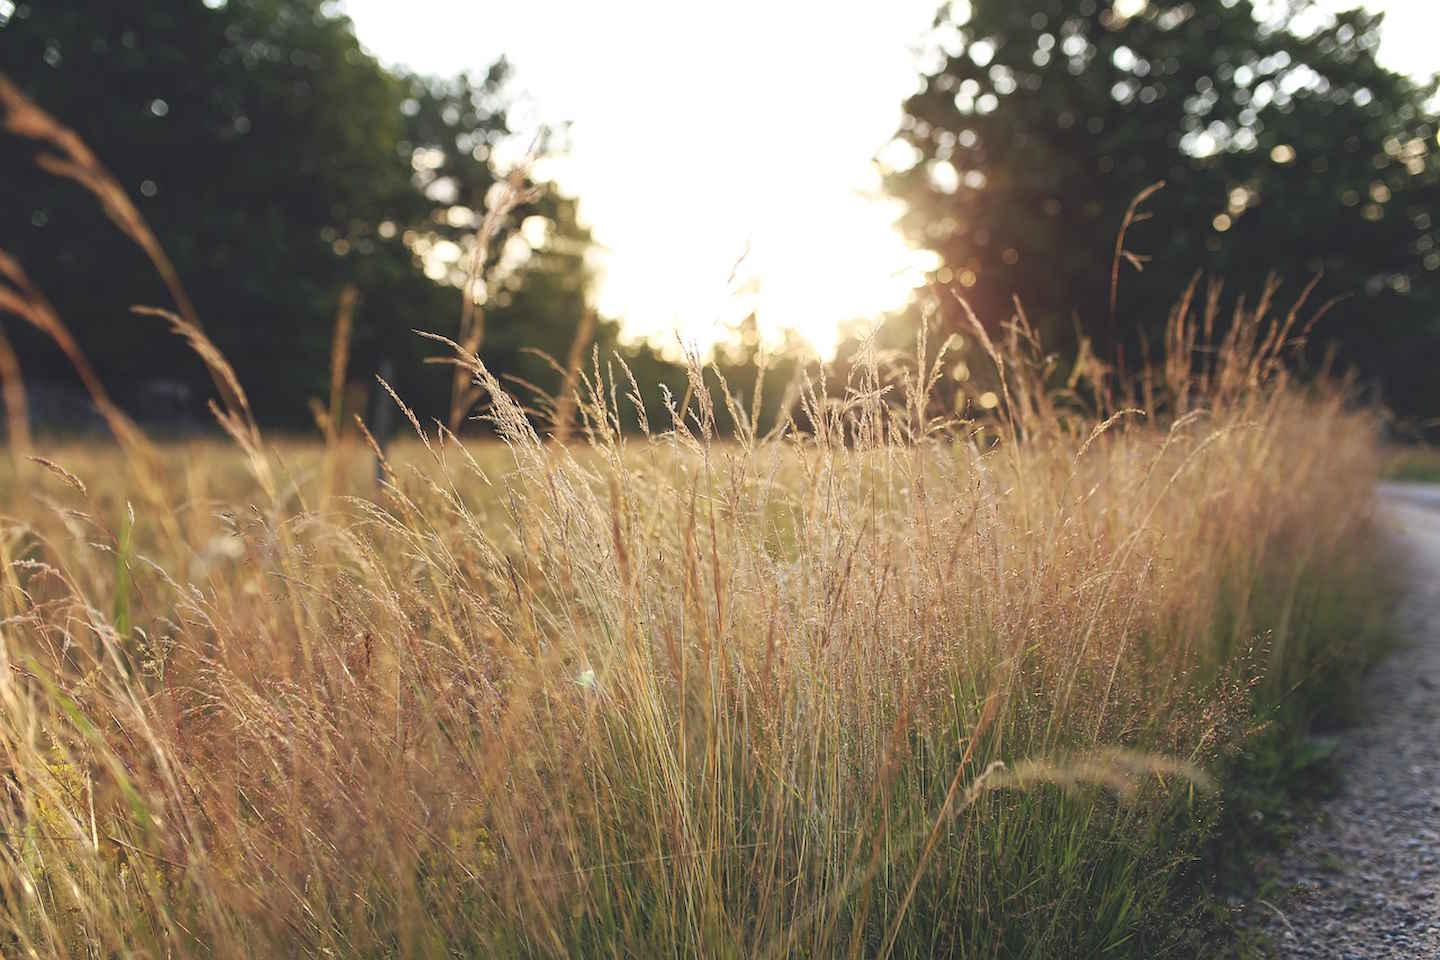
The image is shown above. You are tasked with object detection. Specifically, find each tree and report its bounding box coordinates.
[886,0,1440,416]
[0,0,597,429]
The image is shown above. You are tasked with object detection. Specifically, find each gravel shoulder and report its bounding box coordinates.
[1255,484,1440,958]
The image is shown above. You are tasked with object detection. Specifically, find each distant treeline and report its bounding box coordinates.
[1,0,1437,441]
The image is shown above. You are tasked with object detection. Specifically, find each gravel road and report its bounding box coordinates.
[1256,484,1440,958]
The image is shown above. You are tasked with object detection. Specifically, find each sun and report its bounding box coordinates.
[587,180,939,361]
[741,190,939,358]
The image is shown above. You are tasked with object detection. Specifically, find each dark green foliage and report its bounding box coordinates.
[2,0,417,422]
[0,0,647,430]
[888,0,1440,416]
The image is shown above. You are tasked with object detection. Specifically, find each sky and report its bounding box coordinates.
[341,0,1438,357]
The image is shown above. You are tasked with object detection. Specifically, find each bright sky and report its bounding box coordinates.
[341,0,1438,357]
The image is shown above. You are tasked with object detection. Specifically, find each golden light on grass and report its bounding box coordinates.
[0,291,1385,955]
[0,85,1392,958]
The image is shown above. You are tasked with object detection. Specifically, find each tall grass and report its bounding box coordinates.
[0,80,1390,957]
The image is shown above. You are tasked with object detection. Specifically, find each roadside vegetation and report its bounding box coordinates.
[1386,444,1440,483]
[0,283,1390,958]
[0,72,1395,960]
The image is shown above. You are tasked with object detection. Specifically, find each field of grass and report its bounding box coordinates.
[0,78,1397,958]
[0,292,1392,958]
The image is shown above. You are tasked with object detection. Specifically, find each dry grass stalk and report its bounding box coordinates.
[448,168,539,433]
[0,74,200,336]
[551,307,598,445]
[0,323,30,465]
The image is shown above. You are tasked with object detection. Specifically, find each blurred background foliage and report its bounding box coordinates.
[889,0,1438,419]
[0,0,1436,436]
[0,0,646,429]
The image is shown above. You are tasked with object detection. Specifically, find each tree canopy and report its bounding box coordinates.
[0,0,608,429]
[887,0,1439,417]
[4,0,1436,435]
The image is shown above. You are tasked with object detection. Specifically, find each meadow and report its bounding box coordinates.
[0,288,1392,958]
[0,72,1397,959]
